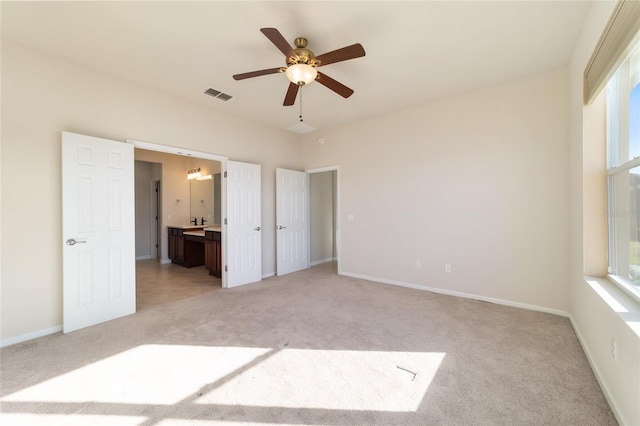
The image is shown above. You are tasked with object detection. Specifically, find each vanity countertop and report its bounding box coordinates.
[168,224,209,229]
[204,226,222,232]
[183,230,205,237]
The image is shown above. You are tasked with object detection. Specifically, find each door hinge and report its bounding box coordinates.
[224,171,227,178]
[225,265,228,272]
[224,218,227,225]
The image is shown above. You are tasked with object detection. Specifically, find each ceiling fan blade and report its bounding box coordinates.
[284,82,299,106]
[260,27,295,57]
[316,72,354,98]
[315,43,366,67]
[233,67,283,80]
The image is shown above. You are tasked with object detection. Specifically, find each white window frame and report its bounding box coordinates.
[606,41,640,303]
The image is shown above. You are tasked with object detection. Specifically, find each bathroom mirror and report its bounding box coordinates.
[189,173,221,225]
[190,178,214,225]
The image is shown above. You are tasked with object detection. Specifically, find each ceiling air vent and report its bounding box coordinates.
[216,92,233,101]
[204,88,233,101]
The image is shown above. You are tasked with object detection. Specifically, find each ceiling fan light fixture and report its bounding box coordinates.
[285,64,317,85]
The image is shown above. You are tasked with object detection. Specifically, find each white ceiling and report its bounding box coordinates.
[1,1,592,133]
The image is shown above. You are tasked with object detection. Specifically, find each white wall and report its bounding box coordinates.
[0,40,301,341]
[301,67,570,313]
[568,2,640,425]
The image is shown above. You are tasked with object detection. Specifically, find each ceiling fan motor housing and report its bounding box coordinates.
[286,37,320,67]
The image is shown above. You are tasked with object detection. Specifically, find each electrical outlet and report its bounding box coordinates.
[611,339,618,361]
[445,264,452,273]
[415,261,421,270]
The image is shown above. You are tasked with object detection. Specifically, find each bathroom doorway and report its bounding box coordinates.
[134,153,222,309]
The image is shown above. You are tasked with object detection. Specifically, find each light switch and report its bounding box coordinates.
[347,214,355,222]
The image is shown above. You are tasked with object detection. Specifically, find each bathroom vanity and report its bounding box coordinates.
[167,225,222,278]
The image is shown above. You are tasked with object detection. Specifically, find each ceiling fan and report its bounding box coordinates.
[233,28,366,106]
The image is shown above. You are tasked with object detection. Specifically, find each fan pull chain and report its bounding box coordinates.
[299,85,303,122]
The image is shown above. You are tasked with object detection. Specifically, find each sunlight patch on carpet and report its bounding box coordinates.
[0,414,146,426]
[197,349,446,412]
[0,345,270,405]
[0,345,445,415]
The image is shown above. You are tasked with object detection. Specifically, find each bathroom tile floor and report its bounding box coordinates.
[136,259,221,311]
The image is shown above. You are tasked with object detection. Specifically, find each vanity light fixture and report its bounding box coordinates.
[196,174,213,181]
[187,168,202,180]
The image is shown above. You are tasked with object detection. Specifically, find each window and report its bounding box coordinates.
[607,41,640,301]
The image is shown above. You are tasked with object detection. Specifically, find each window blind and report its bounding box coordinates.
[584,0,640,105]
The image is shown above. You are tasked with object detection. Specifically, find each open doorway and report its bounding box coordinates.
[275,167,340,276]
[307,167,340,272]
[134,153,223,310]
[130,140,263,307]
[134,156,222,261]
[134,160,162,261]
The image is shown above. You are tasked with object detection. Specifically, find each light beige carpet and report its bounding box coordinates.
[0,262,616,425]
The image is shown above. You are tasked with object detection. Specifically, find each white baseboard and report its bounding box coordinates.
[1,325,62,348]
[568,315,625,426]
[136,255,152,261]
[310,257,336,267]
[339,271,569,317]
[262,271,275,279]
[160,258,172,265]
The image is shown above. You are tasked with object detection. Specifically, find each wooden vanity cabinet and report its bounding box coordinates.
[168,227,204,267]
[205,230,222,278]
[168,226,220,277]
[184,234,205,268]
[168,227,185,265]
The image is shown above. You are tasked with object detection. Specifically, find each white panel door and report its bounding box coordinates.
[226,161,262,288]
[276,168,309,275]
[62,132,135,333]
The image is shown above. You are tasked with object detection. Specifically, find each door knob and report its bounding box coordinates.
[66,239,87,246]
[277,226,287,230]
[254,226,261,231]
